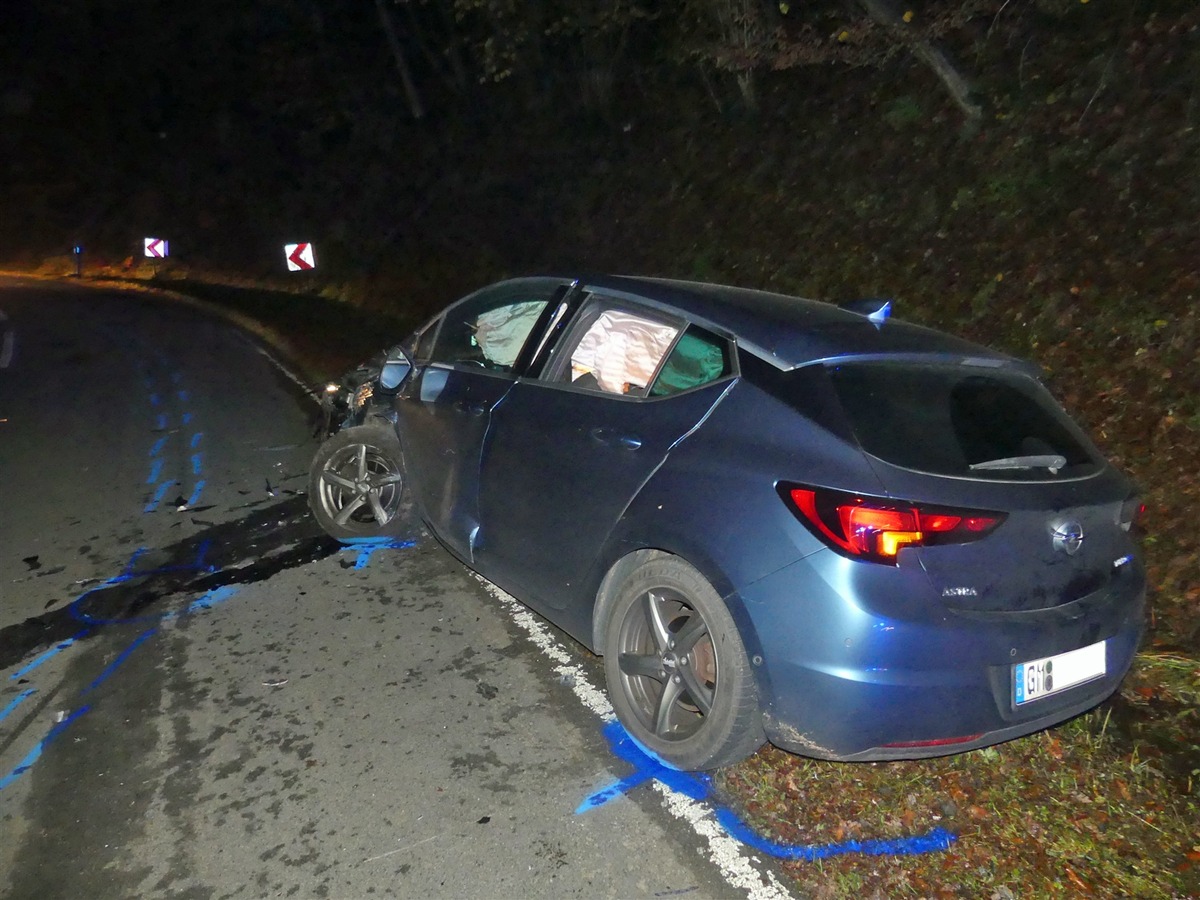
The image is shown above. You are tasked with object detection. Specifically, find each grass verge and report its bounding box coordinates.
[718,651,1200,898]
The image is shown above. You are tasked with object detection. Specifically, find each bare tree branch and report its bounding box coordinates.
[374,0,426,119]
[856,0,983,121]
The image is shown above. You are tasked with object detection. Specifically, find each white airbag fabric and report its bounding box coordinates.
[473,301,546,367]
[570,310,679,394]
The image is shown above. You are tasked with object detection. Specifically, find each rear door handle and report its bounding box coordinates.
[455,400,487,415]
[589,427,642,449]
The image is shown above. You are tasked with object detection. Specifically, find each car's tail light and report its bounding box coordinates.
[780,484,1005,565]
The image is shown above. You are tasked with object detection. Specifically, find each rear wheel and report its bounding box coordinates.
[308,423,407,540]
[603,556,763,770]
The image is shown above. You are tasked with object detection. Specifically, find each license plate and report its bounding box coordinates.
[1013,640,1106,706]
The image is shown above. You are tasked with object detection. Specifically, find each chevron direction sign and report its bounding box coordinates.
[284,242,316,271]
[144,237,169,258]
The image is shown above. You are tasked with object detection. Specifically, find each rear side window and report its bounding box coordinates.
[828,362,1098,480]
[556,306,681,396]
[649,327,733,396]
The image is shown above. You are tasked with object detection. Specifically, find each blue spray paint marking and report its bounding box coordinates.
[0,690,36,725]
[6,580,240,793]
[180,586,238,615]
[143,370,206,511]
[70,584,126,626]
[143,480,174,513]
[577,721,706,813]
[582,721,957,861]
[191,539,214,571]
[69,545,221,627]
[576,769,656,811]
[4,345,227,794]
[714,808,956,860]
[9,631,90,680]
[121,547,151,575]
[0,706,91,791]
[83,628,158,693]
[186,480,206,506]
[341,538,418,569]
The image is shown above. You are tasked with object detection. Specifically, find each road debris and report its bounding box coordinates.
[364,834,442,863]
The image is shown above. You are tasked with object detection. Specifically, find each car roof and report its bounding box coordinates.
[571,274,1026,372]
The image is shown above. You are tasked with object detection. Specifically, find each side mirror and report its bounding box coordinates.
[378,345,413,391]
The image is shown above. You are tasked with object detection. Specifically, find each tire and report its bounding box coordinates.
[602,556,764,771]
[308,423,408,541]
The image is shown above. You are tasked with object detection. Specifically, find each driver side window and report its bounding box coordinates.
[429,289,550,373]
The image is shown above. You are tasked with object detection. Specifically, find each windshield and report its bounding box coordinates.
[826,361,1099,480]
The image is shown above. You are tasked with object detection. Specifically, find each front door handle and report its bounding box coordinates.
[589,427,642,449]
[455,400,487,415]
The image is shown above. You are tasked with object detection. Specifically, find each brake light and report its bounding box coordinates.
[782,485,1005,565]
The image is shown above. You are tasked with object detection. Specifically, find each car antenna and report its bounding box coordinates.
[839,297,893,329]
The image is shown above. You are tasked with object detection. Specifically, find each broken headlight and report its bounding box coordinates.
[352,382,374,410]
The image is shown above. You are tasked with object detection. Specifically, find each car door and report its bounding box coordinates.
[395,280,564,559]
[474,296,735,614]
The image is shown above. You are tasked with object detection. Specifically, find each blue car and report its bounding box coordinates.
[308,275,1145,770]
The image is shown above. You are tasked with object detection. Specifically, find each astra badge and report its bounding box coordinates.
[1051,521,1085,555]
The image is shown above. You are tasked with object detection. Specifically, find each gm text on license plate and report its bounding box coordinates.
[1013,640,1106,706]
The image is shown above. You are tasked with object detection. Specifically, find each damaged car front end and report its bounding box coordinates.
[309,345,413,541]
[318,346,411,438]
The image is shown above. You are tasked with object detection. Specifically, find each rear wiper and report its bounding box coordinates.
[969,454,1067,472]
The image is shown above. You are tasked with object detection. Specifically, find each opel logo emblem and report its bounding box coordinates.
[1051,521,1085,555]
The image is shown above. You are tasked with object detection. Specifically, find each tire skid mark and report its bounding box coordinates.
[81,627,159,694]
[137,346,204,513]
[1,318,330,795]
[0,533,410,790]
[2,337,215,793]
[0,559,241,793]
[0,707,90,792]
[0,690,36,725]
[9,633,89,681]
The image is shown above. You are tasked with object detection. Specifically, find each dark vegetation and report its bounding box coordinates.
[2,0,1197,895]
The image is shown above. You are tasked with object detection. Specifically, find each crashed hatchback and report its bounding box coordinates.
[308,275,1145,770]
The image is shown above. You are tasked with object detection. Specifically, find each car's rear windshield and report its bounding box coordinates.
[826,361,1099,480]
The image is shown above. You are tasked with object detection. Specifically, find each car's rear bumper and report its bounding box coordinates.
[734,550,1145,761]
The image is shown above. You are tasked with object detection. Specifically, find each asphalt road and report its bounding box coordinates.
[0,278,792,899]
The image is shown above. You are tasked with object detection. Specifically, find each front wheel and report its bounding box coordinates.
[603,556,764,771]
[308,423,408,540]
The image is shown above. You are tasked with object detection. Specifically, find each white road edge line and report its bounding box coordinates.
[475,575,793,900]
[249,342,320,402]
